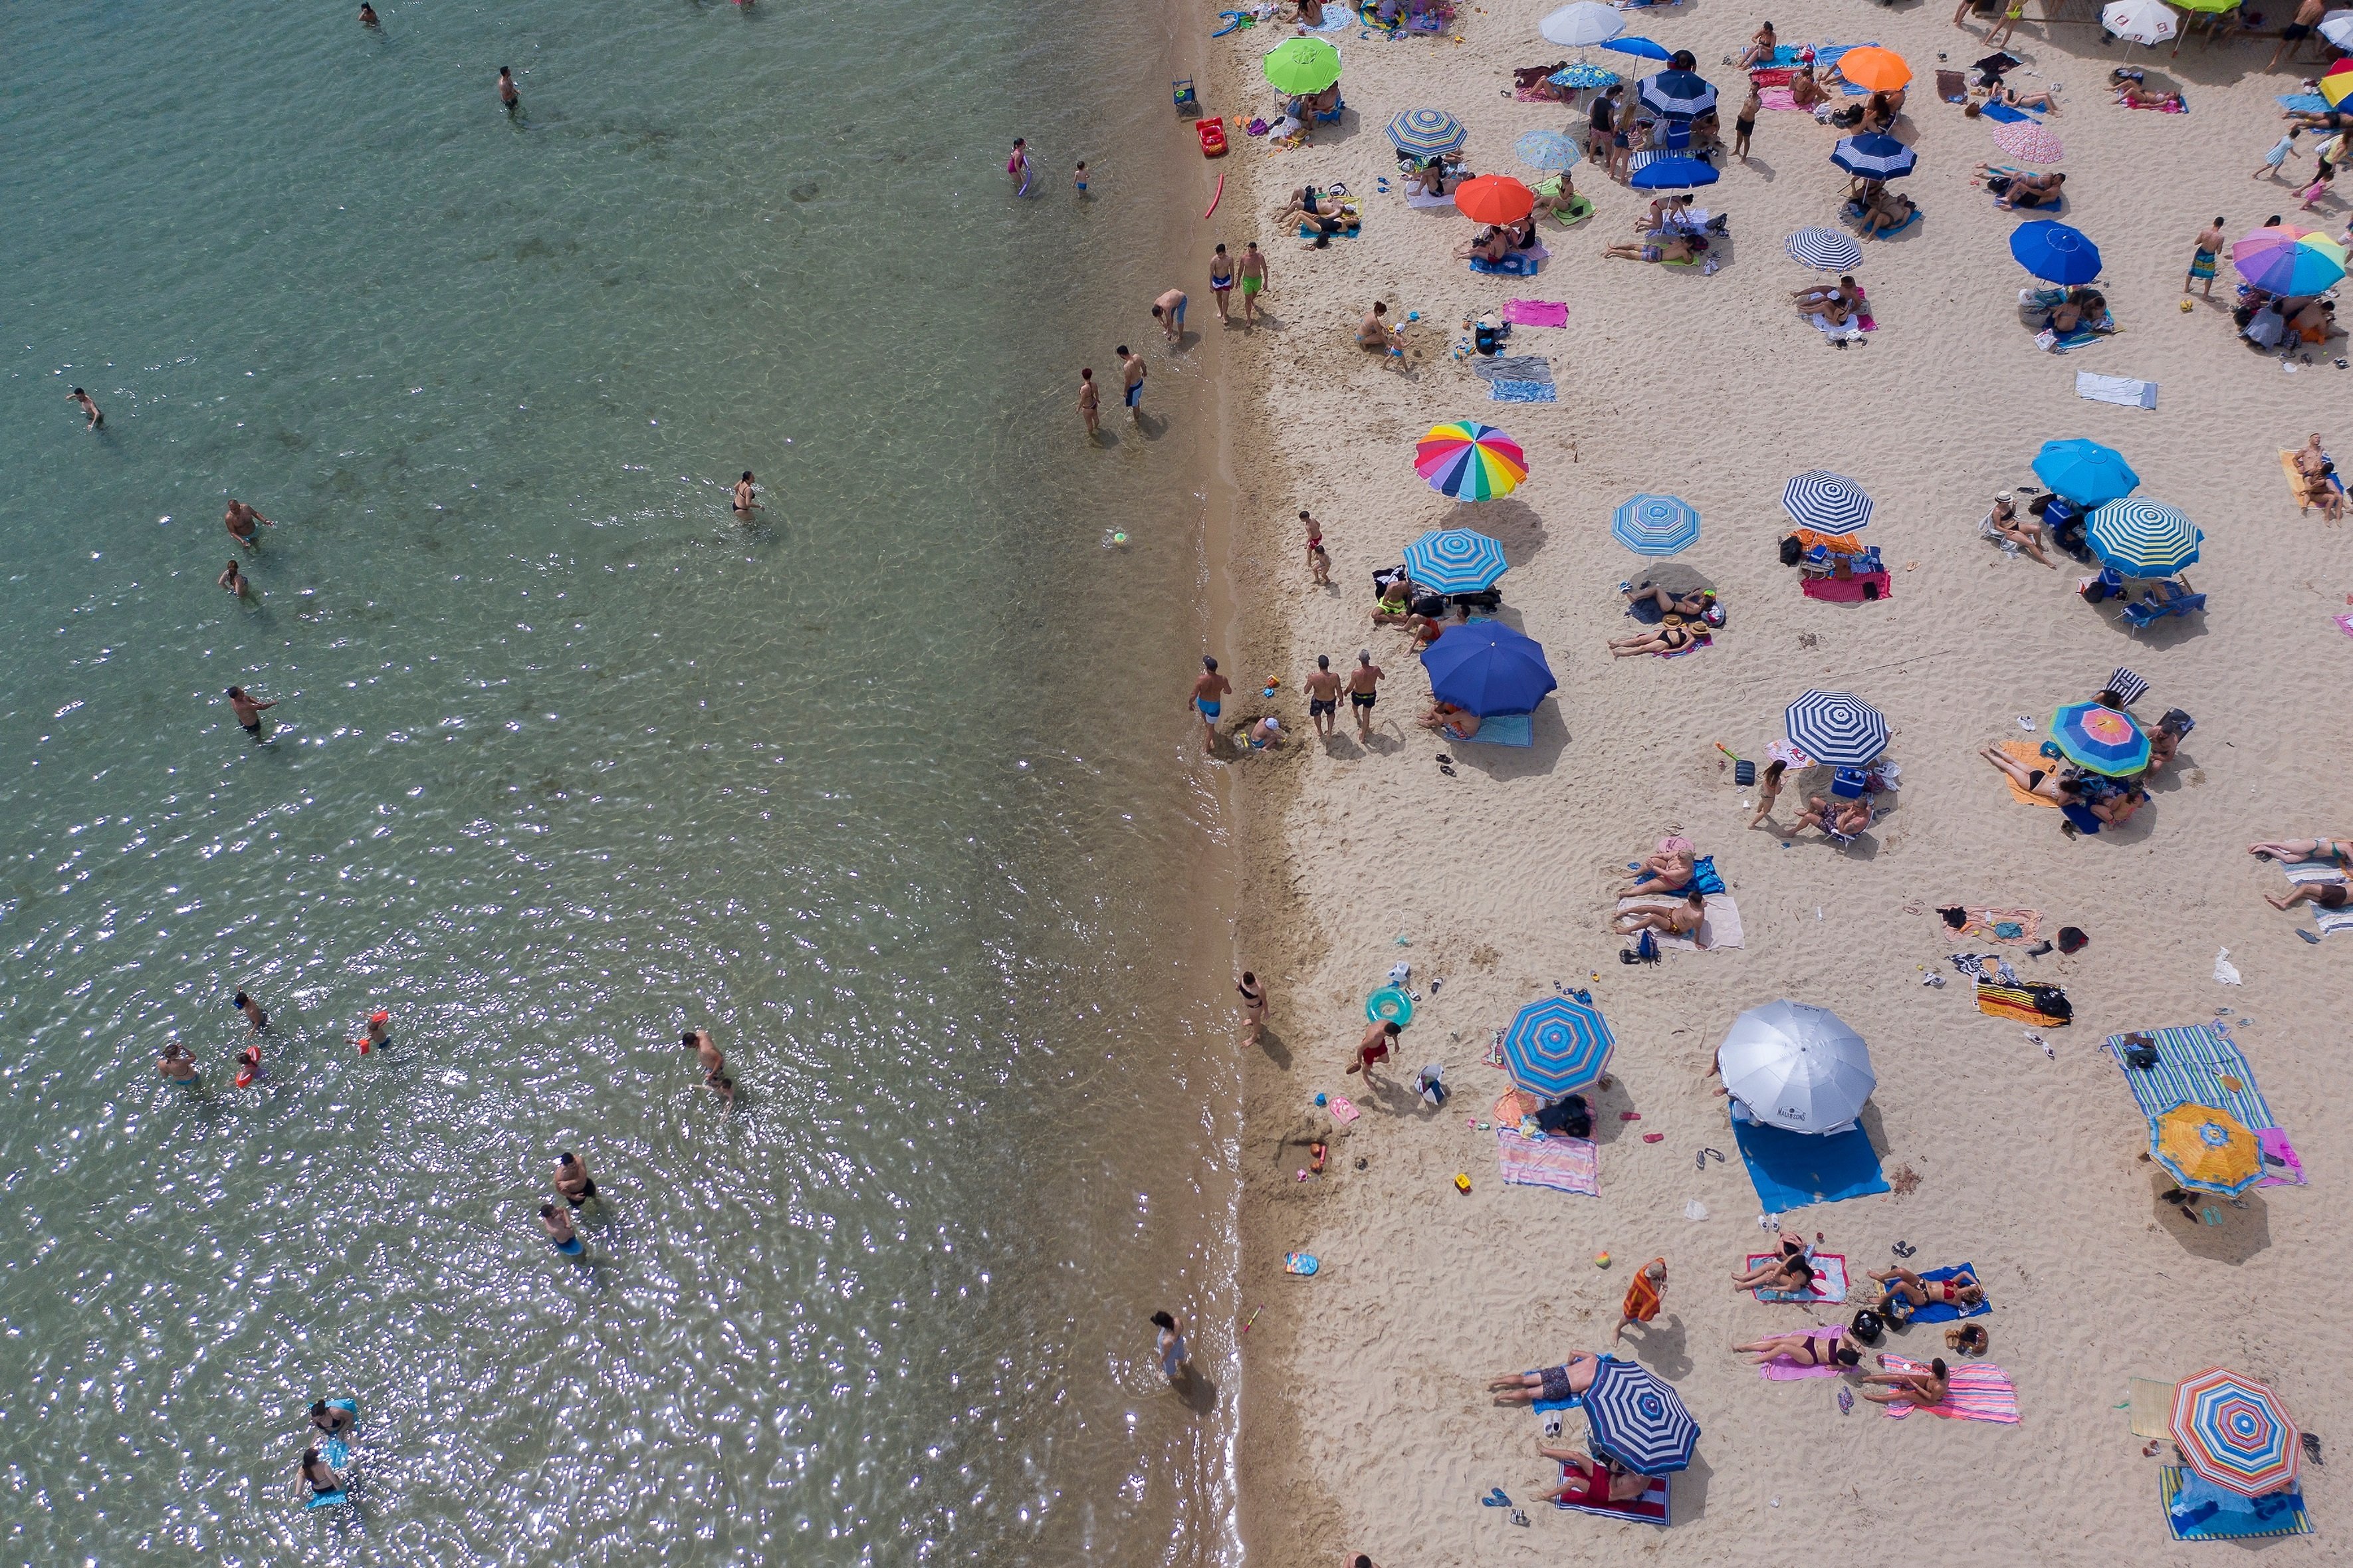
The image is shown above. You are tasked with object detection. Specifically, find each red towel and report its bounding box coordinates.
[1801,572,1891,604]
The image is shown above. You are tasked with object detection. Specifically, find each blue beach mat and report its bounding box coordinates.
[1457,711,1533,746]
[1815,43,1881,94]
[2278,93,2329,113]
[1899,1263,1991,1322]
[2161,1468,2311,1541]
[1732,1115,1890,1209]
[1979,99,2031,123]
[1531,1387,1585,1415]
[1627,855,1724,897]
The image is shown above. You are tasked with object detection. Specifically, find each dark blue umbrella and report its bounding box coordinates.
[1418,619,1557,715]
[1501,996,1615,1099]
[1584,1356,1700,1475]
[1629,156,1720,189]
[1637,68,1718,119]
[1830,134,1916,180]
[1785,689,1890,766]
[1604,35,1672,60]
[2011,220,2102,284]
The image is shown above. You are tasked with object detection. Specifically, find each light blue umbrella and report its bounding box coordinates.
[1402,527,1509,592]
[1387,107,1468,158]
[1502,995,1615,1099]
[1605,35,1674,60]
[1611,493,1701,555]
[2088,499,2201,578]
[1629,155,1719,189]
[1515,130,1583,171]
[2032,437,2138,506]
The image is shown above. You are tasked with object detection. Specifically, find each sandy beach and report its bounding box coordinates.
[1204,1,2353,1561]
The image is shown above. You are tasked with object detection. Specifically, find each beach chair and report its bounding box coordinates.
[2122,580,2205,631]
[1313,94,1347,124]
[1173,78,1198,114]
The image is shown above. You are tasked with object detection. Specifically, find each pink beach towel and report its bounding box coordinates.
[1879,1356,2021,1422]
[1501,299,1569,327]
[1496,1129,1600,1195]
[1745,1252,1850,1303]
[1759,87,1802,112]
[2258,1127,2306,1187]
[1759,1327,1849,1381]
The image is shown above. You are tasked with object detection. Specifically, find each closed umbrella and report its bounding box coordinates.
[1539,1,1623,47]
[1416,421,1527,501]
[1718,1001,1876,1133]
[1628,156,1720,189]
[1583,1357,1700,1475]
[1784,689,1890,767]
[1418,619,1558,715]
[2011,221,2102,284]
[1991,120,2065,163]
[1786,227,1864,270]
[1638,68,1718,119]
[2151,1103,2265,1196]
[1835,46,1912,91]
[2031,437,2138,506]
[2103,0,2179,45]
[1831,133,1916,180]
[1500,995,1615,1099]
[1262,36,1343,95]
[2050,702,2150,776]
[1611,494,1701,555]
[2088,498,2201,577]
[1401,527,1508,592]
[2172,1369,2301,1498]
[1456,173,1537,225]
[1387,108,1467,158]
[1605,35,1673,60]
[1515,130,1583,171]
[2231,226,2348,295]
[1781,469,1874,532]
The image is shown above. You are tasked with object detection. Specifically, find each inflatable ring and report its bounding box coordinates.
[1212,10,1248,35]
[1364,986,1414,1028]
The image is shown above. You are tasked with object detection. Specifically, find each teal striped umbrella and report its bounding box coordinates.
[2088,499,2201,578]
[1611,493,1700,555]
[1402,527,1509,592]
[1387,108,1468,158]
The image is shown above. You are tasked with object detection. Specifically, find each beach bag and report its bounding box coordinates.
[2023,983,2072,1020]
[1452,586,1504,613]
[1373,564,1407,595]
[1849,1308,1886,1344]
[1778,535,1803,566]
[1619,929,1660,965]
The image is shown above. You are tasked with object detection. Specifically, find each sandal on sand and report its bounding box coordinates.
[1481,1487,1511,1507]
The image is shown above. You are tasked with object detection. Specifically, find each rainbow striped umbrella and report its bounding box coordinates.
[2320,58,2353,107]
[1416,421,1527,501]
[2172,1367,2300,1497]
[2231,226,2347,295]
[2050,702,2149,776]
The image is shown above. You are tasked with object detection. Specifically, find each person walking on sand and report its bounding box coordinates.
[1347,1018,1399,1083]
[1188,656,1232,754]
[1615,1258,1668,1341]
[1008,138,1034,195]
[224,499,273,549]
[1208,245,1236,324]
[2185,217,2227,296]
[1077,368,1099,436]
[1304,653,1341,738]
[68,388,103,429]
[1236,970,1268,1048]
[2271,0,2326,70]
[1345,649,1383,740]
[219,559,251,600]
[2255,126,2304,182]
[682,1028,736,1105]
[498,66,520,114]
[1749,759,1785,828]
[732,471,762,516]
[1151,287,1188,343]
[1237,242,1269,327]
[1150,1309,1192,1387]
[1303,510,1331,584]
[225,685,276,738]
[1118,346,1146,421]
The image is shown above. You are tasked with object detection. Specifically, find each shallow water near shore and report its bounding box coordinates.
[0,3,1240,1563]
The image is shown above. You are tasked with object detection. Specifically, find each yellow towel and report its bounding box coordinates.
[2130,1377,2175,1440]
[2283,448,2321,512]
[1997,740,2061,810]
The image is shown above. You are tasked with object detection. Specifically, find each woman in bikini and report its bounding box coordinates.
[1607,619,1700,655]
[1612,890,1704,938]
[1738,20,1777,68]
[2251,837,2353,864]
[1732,1252,1817,1295]
[1980,745,2086,804]
[1870,1266,1983,1315]
[1731,1325,1864,1368]
[1861,1355,1950,1408]
[1236,970,1268,1048]
[1488,1352,1600,1406]
[1984,489,2055,566]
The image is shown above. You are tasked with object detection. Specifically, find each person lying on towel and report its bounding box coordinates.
[1488,1353,1600,1406]
[1416,699,1480,740]
[1869,1266,1984,1319]
[1538,1448,1652,1507]
[1732,1326,1866,1368]
[1732,1252,1817,1295]
[1860,1357,1948,1410]
[1602,234,1695,264]
[1609,619,1704,655]
[1613,889,1704,937]
[1621,836,1695,893]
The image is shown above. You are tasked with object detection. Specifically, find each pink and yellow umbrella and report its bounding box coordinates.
[1416,421,1528,501]
[2320,59,2352,109]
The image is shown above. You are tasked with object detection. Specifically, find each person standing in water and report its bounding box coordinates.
[1188,656,1232,756]
[68,388,103,429]
[1151,287,1188,343]
[1236,242,1269,328]
[554,1151,600,1209]
[358,3,380,25]
[1077,368,1099,437]
[1207,245,1236,325]
[1150,1309,1192,1387]
[1236,971,1268,1048]
[539,1202,583,1255]
[348,1009,390,1054]
[1072,160,1089,196]
[223,499,273,548]
[219,559,251,600]
[300,1447,345,1498]
[225,686,276,738]
[1117,346,1145,421]
[1007,138,1033,195]
[732,471,762,516]
[157,1042,201,1085]
[498,66,520,115]
[682,1028,736,1105]
[1303,653,1341,739]
[233,989,269,1035]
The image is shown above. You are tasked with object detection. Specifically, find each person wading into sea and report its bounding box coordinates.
[1188,656,1232,756]
[682,1028,736,1105]
[68,388,102,429]
[226,685,275,738]
[498,66,520,115]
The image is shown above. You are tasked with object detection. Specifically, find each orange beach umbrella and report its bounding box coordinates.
[1456,174,1535,226]
[1835,46,1912,92]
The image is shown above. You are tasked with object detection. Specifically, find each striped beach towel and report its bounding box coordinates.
[1975,980,2070,1027]
[2279,857,2348,887]
[2101,1024,2305,1186]
[1880,1357,2020,1422]
[1554,1466,1672,1524]
[1496,1129,1599,1196]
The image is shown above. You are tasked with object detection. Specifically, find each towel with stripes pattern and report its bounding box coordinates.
[1496,1129,1599,1195]
[1879,1357,2020,1422]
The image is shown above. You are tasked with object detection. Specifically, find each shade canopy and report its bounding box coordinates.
[1401,527,1509,592]
[2010,220,2102,284]
[2172,1368,2301,1498]
[1719,1001,1876,1132]
[2050,702,2150,776]
[2031,438,2138,506]
[1831,133,1916,180]
[1629,156,1720,189]
[1456,173,1536,225]
[1416,421,1527,500]
[2104,0,2180,39]
[2231,226,2348,295]
[1781,469,1874,532]
[1539,1,1624,46]
[1386,107,1467,157]
[2088,498,2201,578]
[1584,1357,1700,1476]
[1787,227,1863,271]
[1991,120,2065,164]
[1835,46,1912,91]
[1418,619,1558,715]
[1501,995,1616,1099]
[1637,68,1718,119]
[1262,36,1342,95]
[1604,35,1673,60]
[1785,689,1890,767]
[2152,1102,2265,1195]
[1611,493,1701,555]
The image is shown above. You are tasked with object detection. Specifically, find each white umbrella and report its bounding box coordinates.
[2102,0,2178,45]
[1541,1,1625,47]
[1719,1001,1876,1133]
[2320,9,2353,48]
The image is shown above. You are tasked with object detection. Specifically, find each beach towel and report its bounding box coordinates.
[2162,1468,2312,1540]
[1471,250,1544,277]
[1801,572,1890,603]
[1488,379,1559,403]
[2316,905,2353,939]
[1468,354,1555,385]
[2042,324,2116,354]
[1621,893,1743,951]
[1757,86,1801,112]
[1979,99,2031,123]
[1936,68,1967,102]
[1815,42,1880,94]
[1299,2,1353,29]
[2128,1377,2174,1439]
[1553,1465,1672,1524]
[1749,65,1795,88]
[1961,907,2041,944]
[2101,1024,2305,1186]
[1994,740,2063,808]
[1501,299,1568,327]
[1404,188,1457,210]
[2278,93,2330,114]
[1893,1264,1991,1323]
[1746,1251,1850,1303]
[2076,372,2158,409]
[1975,980,2070,1027]
[1759,1326,1850,1380]
[1496,1128,1599,1196]
[1733,1115,1890,1210]
[1879,1357,2020,1422]
[1493,1088,1537,1126]
[1456,711,1532,746]
[1809,308,1876,339]
[1628,854,1724,898]
[2122,92,2187,113]
[2280,448,2344,511]
[1329,1094,1361,1125]
[2277,855,2348,886]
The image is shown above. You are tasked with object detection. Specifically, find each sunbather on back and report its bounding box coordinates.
[1488,1353,1599,1406]
[1980,745,2084,803]
[1870,1266,1983,1315]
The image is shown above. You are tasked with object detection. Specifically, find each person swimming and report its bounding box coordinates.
[301,1446,344,1497]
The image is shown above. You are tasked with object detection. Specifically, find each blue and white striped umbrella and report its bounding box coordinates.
[1628,154,1720,189]
[1387,108,1468,158]
[2087,498,2201,578]
[1611,493,1702,555]
[1401,527,1509,592]
[1637,68,1718,120]
[1786,227,1863,271]
[1584,1357,1700,1476]
[1781,469,1874,533]
[1501,996,1615,1099]
[1831,133,1917,179]
[1605,35,1673,60]
[1549,61,1623,89]
[1785,689,1890,766]
[1515,130,1584,171]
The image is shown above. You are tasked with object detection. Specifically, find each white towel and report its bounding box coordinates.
[1616,893,1744,951]
[1405,189,1456,209]
[2076,371,2158,409]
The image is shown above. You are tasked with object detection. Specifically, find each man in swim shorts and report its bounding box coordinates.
[225,686,275,738]
[1347,649,1384,740]
[1487,1351,1599,1406]
[1118,346,1145,419]
[1303,653,1341,739]
[1207,245,1235,324]
[68,387,102,429]
[682,1028,736,1105]
[1151,288,1188,342]
[498,66,520,115]
[555,1151,600,1208]
[360,3,380,25]
[1347,1018,1399,1083]
[1188,655,1232,755]
[223,499,273,549]
[1237,243,1268,328]
[540,1202,582,1254]
[2271,0,2326,70]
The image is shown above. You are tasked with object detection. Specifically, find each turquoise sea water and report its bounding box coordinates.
[0,3,1240,1562]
